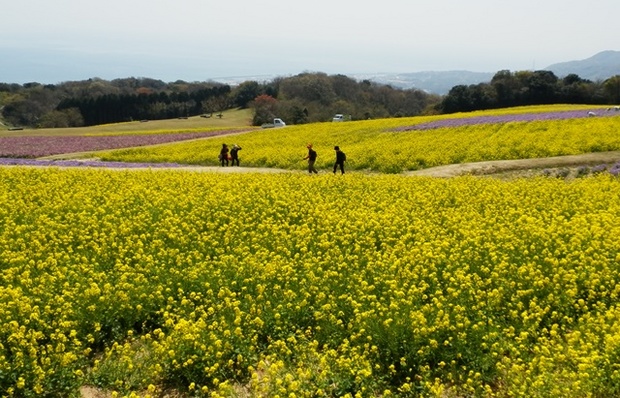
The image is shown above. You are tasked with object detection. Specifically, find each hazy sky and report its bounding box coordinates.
[2,0,619,84]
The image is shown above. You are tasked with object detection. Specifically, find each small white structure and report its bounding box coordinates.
[261,118,286,128]
[332,114,351,122]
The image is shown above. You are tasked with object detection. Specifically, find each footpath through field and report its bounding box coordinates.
[3,151,620,177]
[404,151,620,177]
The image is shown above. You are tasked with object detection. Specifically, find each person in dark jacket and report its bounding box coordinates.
[304,143,318,174]
[333,146,346,174]
[219,144,229,166]
[230,144,242,166]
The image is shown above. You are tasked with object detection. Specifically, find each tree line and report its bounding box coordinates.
[0,78,233,128]
[0,74,440,128]
[439,70,620,113]
[2,71,619,129]
[246,72,440,125]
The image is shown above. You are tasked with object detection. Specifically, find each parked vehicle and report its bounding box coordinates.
[332,114,351,122]
[261,118,286,128]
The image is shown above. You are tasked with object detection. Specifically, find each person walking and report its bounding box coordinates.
[230,144,242,166]
[219,144,229,166]
[304,143,318,174]
[333,146,346,174]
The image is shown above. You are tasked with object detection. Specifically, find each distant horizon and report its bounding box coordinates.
[0,41,554,85]
[0,47,509,85]
[1,49,612,86]
[3,0,620,85]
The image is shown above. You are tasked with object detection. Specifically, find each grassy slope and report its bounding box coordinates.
[0,108,254,137]
[3,104,604,137]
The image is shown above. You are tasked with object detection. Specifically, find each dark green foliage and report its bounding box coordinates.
[603,76,620,104]
[440,70,619,114]
[0,73,441,128]
[6,69,615,128]
[258,72,440,124]
[252,94,278,125]
[1,78,232,127]
[233,81,262,108]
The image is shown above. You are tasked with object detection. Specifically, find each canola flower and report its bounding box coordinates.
[92,105,620,173]
[2,167,620,396]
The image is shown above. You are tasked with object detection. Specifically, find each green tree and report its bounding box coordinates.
[441,85,474,113]
[560,74,596,103]
[603,75,620,104]
[1,94,44,126]
[251,94,278,125]
[491,70,520,107]
[331,74,360,101]
[469,83,497,110]
[38,108,84,128]
[279,73,336,105]
[233,81,262,108]
[523,70,559,104]
[279,100,309,125]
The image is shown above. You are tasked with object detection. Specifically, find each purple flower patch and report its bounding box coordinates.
[0,129,252,158]
[393,109,618,132]
[0,157,185,168]
[609,162,620,177]
[590,164,609,174]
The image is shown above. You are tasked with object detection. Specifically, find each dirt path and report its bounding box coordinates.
[186,151,620,177]
[404,151,620,177]
[158,165,296,174]
[6,151,620,178]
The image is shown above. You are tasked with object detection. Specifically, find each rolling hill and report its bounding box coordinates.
[544,50,620,81]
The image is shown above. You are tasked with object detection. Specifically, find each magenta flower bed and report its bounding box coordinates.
[393,108,619,131]
[0,129,252,158]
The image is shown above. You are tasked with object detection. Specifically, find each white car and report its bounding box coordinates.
[332,114,351,122]
[261,118,287,128]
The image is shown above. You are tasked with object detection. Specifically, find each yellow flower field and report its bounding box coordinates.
[2,167,620,397]
[92,105,620,173]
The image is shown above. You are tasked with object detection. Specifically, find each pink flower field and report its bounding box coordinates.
[0,129,251,158]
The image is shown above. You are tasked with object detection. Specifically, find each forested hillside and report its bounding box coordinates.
[439,70,620,113]
[0,73,440,129]
[3,69,619,129]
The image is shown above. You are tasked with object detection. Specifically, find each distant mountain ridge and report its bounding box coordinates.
[350,50,620,95]
[213,51,620,95]
[544,50,620,81]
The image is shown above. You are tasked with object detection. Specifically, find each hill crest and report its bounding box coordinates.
[544,50,620,81]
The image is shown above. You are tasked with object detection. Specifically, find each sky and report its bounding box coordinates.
[2,0,619,84]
